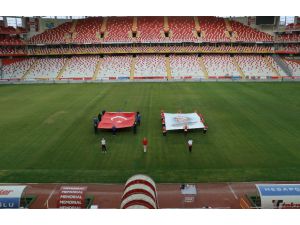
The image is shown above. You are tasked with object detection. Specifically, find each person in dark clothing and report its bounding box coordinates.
[137,114,141,126]
[93,117,99,134]
[102,110,106,116]
[98,113,102,122]
[136,112,141,126]
[133,121,137,134]
[112,125,117,135]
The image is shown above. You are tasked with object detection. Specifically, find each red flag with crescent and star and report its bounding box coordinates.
[98,112,137,129]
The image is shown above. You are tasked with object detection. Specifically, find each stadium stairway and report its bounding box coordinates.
[165,55,172,80]
[21,59,38,80]
[263,57,280,76]
[271,54,293,76]
[130,56,136,80]
[56,58,71,80]
[193,16,201,39]
[132,16,137,32]
[198,56,209,79]
[232,57,245,79]
[164,16,169,32]
[93,58,102,80]
[97,17,108,40]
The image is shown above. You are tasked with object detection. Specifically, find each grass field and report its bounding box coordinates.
[0,82,300,183]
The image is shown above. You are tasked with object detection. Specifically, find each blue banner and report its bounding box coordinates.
[0,198,20,208]
[257,184,300,196]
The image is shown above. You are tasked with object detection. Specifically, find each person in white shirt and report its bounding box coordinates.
[101,138,107,153]
[188,139,193,153]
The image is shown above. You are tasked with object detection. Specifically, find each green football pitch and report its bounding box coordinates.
[0,82,300,183]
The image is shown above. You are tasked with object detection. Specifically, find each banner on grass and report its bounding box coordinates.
[164,113,205,131]
[0,185,27,208]
[57,186,87,209]
[98,112,136,129]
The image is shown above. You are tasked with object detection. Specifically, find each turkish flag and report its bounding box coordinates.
[98,112,136,129]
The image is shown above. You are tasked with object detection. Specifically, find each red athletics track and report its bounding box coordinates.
[5,181,300,209]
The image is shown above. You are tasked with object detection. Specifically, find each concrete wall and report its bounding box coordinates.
[26,18,72,39]
[230,16,277,36]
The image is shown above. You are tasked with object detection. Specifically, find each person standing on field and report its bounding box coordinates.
[101,138,107,153]
[142,137,148,153]
[137,112,141,126]
[188,139,193,153]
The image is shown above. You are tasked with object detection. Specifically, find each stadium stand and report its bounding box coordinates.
[62,56,100,79]
[169,54,205,78]
[0,46,26,55]
[104,17,133,42]
[168,17,196,42]
[265,56,287,76]
[230,20,273,42]
[202,55,240,77]
[29,22,73,44]
[275,33,300,42]
[134,55,167,78]
[284,59,300,76]
[234,55,276,77]
[2,58,35,80]
[136,17,164,42]
[97,55,132,79]
[198,16,230,42]
[26,58,67,80]
[0,25,26,34]
[275,44,300,53]
[69,46,101,54]
[0,35,25,45]
[285,23,300,31]
[1,16,300,81]
[72,17,103,44]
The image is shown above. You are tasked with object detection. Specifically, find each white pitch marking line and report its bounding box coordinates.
[228,183,238,200]
[44,185,57,208]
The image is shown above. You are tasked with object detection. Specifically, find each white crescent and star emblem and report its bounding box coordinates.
[111,116,128,123]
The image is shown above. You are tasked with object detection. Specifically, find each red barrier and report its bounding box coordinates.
[133,76,165,80]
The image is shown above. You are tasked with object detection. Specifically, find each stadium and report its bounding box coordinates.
[0,15,300,210]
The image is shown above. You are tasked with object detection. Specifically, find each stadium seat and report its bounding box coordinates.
[26,58,67,80]
[0,36,25,45]
[168,17,196,42]
[29,22,73,44]
[202,55,240,77]
[198,16,230,42]
[275,33,300,42]
[234,55,276,77]
[136,17,164,43]
[104,17,133,43]
[169,54,204,78]
[97,55,132,79]
[230,20,273,42]
[62,56,100,79]
[72,17,103,44]
[134,55,167,78]
[284,59,300,76]
[2,58,35,79]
